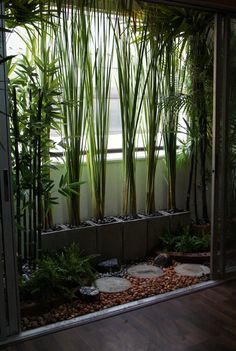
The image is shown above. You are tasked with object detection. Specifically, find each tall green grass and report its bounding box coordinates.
[87,2,115,221]
[114,4,150,216]
[57,1,91,225]
[142,39,163,215]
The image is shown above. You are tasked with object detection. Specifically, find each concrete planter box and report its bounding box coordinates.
[168,211,191,233]
[94,219,123,260]
[41,212,190,262]
[41,223,97,256]
[121,216,148,262]
[146,213,171,254]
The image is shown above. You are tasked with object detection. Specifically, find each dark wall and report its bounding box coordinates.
[180,0,236,10]
[144,0,236,11]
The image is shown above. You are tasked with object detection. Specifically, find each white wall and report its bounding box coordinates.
[51,155,192,225]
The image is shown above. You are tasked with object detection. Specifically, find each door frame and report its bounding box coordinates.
[0,1,20,339]
[211,13,236,279]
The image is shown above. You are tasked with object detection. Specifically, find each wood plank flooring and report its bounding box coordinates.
[2,280,236,351]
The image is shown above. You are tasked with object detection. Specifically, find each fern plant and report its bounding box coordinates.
[19,244,96,302]
[160,226,210,253]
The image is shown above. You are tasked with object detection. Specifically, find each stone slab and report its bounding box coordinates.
[127,264,163,278]
[174,263,210,277]
[95,277,131,293]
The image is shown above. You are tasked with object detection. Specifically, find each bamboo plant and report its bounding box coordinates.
[9,22,61,262]
[187,25,213,223]
[9,57,48,262]
[25,23,62,229]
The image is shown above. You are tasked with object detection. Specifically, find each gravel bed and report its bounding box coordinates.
[21,263,209,331]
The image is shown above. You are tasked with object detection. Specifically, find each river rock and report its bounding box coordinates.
[154,253,172,268]
[97,258,120,273]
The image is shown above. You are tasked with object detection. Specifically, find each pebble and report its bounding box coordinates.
[21,264,207,331]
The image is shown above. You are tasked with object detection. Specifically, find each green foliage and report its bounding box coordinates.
[160,226,211,253]
[7,2,215,249]
[19,244,96,302]
[5,0,49,28]
[87,3,115,221]
[142,40,162,215]
[50,243,96,287]
[4,0,63,30]
[114,4,150,216]
[9,29,62,261]
[56,1,91,225]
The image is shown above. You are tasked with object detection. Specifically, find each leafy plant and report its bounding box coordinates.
[9,42,61,262]
[51,243,96,287]
[160,226,211,253]
[144,4,213,219]
[4,0,49,29]
[19,244,96,302]
[187,20,213,223]
[162,37,188,211]
[175,232,210,253]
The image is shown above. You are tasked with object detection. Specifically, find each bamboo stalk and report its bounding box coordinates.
[37,90,43,259]
[28,89,33,265]
[12,87,22,259]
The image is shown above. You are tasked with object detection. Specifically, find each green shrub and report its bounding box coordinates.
[19,244,96,302]
[160,226,211,253]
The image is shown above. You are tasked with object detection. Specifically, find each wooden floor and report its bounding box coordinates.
[2,280,236,351]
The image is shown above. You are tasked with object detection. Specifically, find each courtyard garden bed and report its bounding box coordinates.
[20,255,209,331]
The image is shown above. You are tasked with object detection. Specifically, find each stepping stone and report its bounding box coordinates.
[174,263,210,277]
[95,277,131,293]
[127,264,164,278]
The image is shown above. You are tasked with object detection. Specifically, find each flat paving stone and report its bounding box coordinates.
[127,264,164,278]
[95,277,131,293]
[174,263,210,277]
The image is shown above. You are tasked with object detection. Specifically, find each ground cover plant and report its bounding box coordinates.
[159,225,211,253]
[19,244,96,303]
